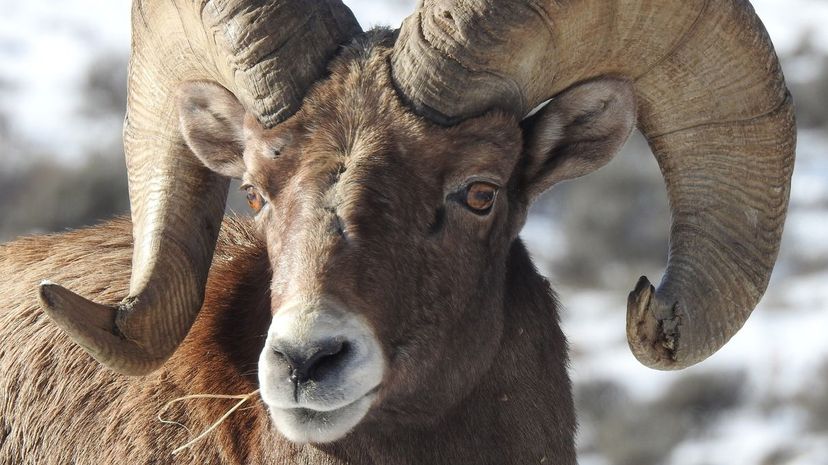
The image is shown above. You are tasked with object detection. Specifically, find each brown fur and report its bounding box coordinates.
[0,30,638,464]
[0,216,572,464]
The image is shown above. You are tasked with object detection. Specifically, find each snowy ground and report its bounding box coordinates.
[1,1,827,464]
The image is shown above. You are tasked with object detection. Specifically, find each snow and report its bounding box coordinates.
[668,409,814,465]
[0,0,130,160]
[521,214,568,270]
[750,0,828,54]
[791,130,828,207]
[346,1,415,29]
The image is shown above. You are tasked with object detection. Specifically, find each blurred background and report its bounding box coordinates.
[0,1,826,463]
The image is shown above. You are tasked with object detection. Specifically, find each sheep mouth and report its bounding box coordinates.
[268,386,380,443]
[290,384,381,415]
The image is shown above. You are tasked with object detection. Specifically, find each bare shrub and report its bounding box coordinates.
[0,154,128,241]
[81,52,128,119]
[760,448,797,465]
[782,36,828,130]
[576,371,745,465]
[652,371,746,432]
[796,362,828,433]
[576,379,631,423]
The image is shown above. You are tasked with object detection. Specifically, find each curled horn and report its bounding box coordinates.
[391,0,795,369]
[39,0,362,375]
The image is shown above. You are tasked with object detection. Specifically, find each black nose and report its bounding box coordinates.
[272,339,350,384]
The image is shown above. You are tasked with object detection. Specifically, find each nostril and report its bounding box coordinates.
[272,340,351,384]
[306,341,350,381]
[272,348,290,368]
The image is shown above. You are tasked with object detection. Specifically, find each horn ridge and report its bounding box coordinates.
[392,0,796,369]
[41,0,362,375]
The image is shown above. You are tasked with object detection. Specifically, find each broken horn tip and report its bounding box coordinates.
[627,275,656,311]
[633,275,653,293]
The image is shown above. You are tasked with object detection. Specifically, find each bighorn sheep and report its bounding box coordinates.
[0,0,794,463]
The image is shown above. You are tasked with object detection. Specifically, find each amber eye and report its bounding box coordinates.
[464,182,498,213]
[243,185,266,214]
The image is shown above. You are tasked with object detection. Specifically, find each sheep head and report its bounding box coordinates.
[175,33,635,442]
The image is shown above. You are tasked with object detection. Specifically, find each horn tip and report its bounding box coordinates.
[38,282,113,326]
[38,280,56,307]
[37,282,160,376]
[626,276,686,371]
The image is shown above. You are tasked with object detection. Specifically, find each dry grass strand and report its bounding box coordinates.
[157,389,261,455]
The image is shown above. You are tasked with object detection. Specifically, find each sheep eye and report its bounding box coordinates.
[464,182,498,214]
[243,185,266,214]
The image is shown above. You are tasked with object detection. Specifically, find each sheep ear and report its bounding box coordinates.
[176,81,246,178]
[519,78,636,200]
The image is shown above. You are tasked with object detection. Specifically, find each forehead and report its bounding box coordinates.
[244,32,522,191]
